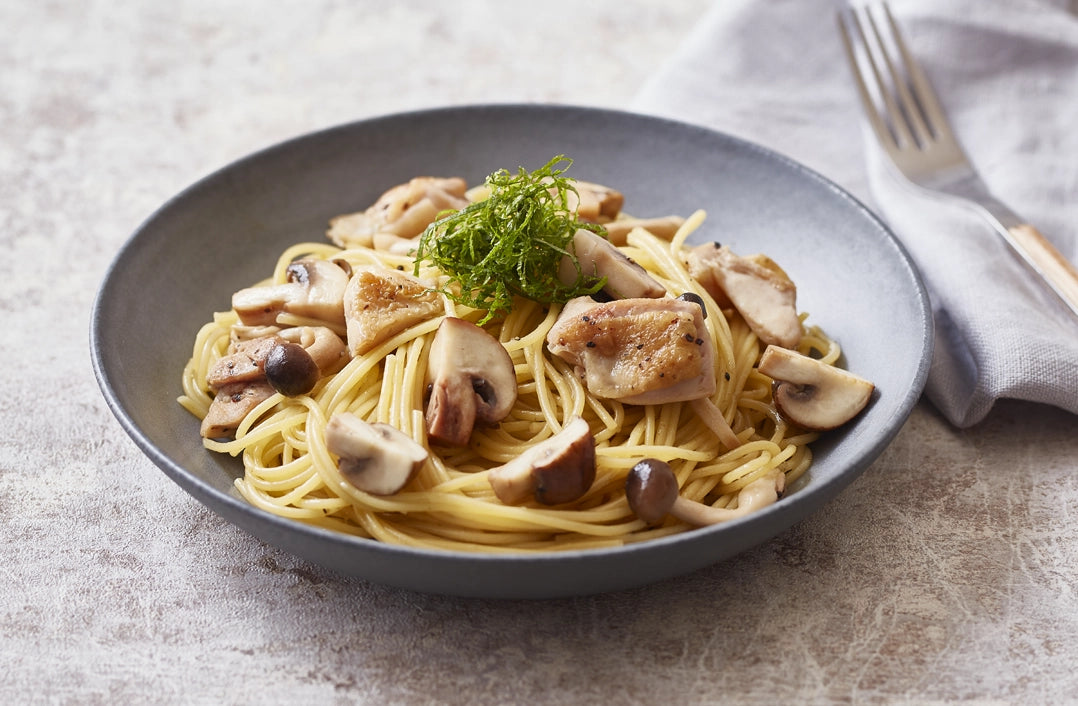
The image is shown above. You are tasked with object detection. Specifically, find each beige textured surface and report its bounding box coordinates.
[4,1,1078,704]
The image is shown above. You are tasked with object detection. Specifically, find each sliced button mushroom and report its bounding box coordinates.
[232,257,350,327]
[325,413,427,495]
[625,458,785,527]
[488,416,596,505]
[604,216,685,246]
[327,176,470,249]
[546,296,715,405]
[425,317,517,447]
[343,265,444,356]
[205,335,282,389]
[558,229,665,300]
[229,324,282,344]
[757,345,874,431]
[200,381,276,439]
[686,243,802,349]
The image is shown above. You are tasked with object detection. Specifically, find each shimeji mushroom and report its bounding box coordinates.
[324,413,428,495]
[265,325,348,396]
[558,229,665,300]
[625,458,785,527]
[200,326,346,438]
[425,317,518,447]
[756,345,874,431]
[263,342,319,397]
[488,416,596,505]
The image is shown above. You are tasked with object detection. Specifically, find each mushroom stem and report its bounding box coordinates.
[668,472,785,527]
[625,458,785,528]
[425,317,517,447]
[690,397,741,449]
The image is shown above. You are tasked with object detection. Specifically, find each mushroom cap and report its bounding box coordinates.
[325,413,427,495]
[488,416,596,505]
[676,291,708,319]
[757,345,874,431]
[264,341,320,396]
[425,317,517,446]
[625,458,680,526]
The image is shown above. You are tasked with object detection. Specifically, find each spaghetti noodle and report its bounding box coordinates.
[178,173,850,553]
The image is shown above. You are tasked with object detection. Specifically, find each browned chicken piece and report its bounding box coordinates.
[603,216,686,246]
[567,180,624,223]
[686,243,802,349]
[546,296,716,405]
[343,265,444,356]
[327,176,470,249]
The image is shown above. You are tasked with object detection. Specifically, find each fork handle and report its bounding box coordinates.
[1005,224,1078,317]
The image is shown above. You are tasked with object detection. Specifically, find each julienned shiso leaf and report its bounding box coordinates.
[412,155,607,322]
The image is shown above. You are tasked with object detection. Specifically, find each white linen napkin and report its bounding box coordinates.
[631,0,1078,427]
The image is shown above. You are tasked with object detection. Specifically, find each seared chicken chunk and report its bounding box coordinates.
[328,176,470,249]
[603,216,685,246]
[546,296,716,405]
[343,265,444,355]
[687,243,802,349]
[567,180,624,223]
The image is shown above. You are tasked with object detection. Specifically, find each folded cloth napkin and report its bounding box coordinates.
[631,0,1078,427]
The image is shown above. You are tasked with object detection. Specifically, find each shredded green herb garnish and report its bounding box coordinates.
[413,155,606,322]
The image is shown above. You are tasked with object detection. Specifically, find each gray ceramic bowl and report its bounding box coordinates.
[91,105,932,598]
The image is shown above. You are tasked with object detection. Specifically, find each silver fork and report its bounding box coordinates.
[838,2,1078,319]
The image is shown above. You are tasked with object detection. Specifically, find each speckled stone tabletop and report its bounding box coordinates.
[4,1,1078,704]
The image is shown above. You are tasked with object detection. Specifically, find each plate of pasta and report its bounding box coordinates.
[91,105,931,598]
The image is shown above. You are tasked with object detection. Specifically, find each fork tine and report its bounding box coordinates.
[867,5,934,148]
[839,3,943,151]
[837,8,900,150]
[880,3,954,145]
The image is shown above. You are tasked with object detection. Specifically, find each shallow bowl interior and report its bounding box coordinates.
[91,105,932,599]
